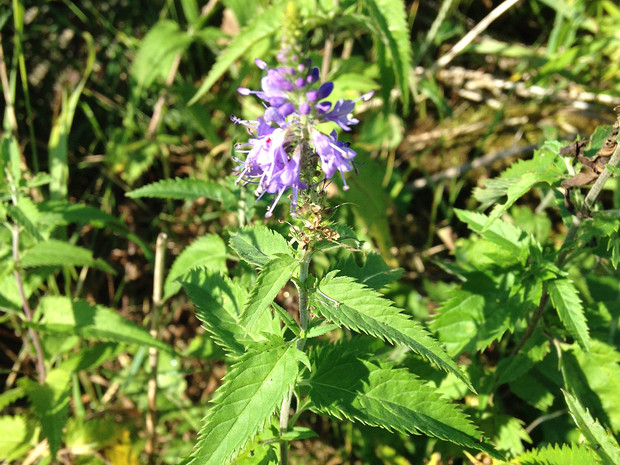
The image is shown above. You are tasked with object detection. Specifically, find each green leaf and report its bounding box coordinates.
[362,0,411,111]
[304,344,501,459]
[38,200,122,227]
[230,225,293,267]
[548,278,590,352]
[312,272,472,390]
[0,387,26,410]
[20,240,115,274]
[37,296,174,353]
[180,269,250,355]
[0,415,32,461]
[563,341,620,434]
[19,368,71,459]
[131,20,193,90]
[49,33,95,201]
[280,427,318,441]
[563,390,620,465]
[455,209,532,261]
[8,197,44,241]
[126,177,235,207]
[188,2,287,105]
[164,234,227,300]
[606,163,620,176]
[335,253,403,290]
[514,443,599,465]
[431,271,542,357]
[473,141,564,227]
[241,255,298,337]
[188,340,301,465]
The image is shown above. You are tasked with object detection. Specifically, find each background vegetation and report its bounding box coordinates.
[1,0,620,463]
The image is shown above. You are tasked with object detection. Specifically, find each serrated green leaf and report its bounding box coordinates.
[431,270,541,357]
[188,2,287,105]
[188,340,300,465]
[335,253,403,290]
[563,390,620,465]
[241,255,297,337]
[312,272,472,390]
[8,196,44,241]
[563,341,620,434]
[473,142,564,227]
[362,0,411,111]
[230,226,293,267]
[131,20,193,90]
[19,368,71,459]
[272,302,301,338]
[37,296,174,353]
[0,387,26,410]
[20,240,115,274]
[514,443,599,465]
[549,278,590,351]
[164,234,227,300]
[0,415,32,461]
[38,200,122,227]
[509,373,555,411]
[180,269,250,355]
[455,209,532,260]
[305,344,501,459]
[126,177,235,207]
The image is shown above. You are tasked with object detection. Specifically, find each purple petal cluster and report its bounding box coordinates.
[233,57,372,217]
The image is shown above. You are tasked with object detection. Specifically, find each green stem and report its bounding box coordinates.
[279,251,312,465]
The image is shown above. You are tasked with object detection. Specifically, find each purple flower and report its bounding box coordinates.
[232,57,371,217]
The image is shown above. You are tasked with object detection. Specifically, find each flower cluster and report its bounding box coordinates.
[232,57,372,218]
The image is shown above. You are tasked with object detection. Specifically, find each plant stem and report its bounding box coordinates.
[146,232,167,464]
[12,224,47,383]
[279,251,312,464]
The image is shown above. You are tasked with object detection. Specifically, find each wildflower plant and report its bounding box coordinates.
[160,9,500,465]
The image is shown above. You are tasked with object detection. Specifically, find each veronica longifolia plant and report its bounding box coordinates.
[175,32,500,465]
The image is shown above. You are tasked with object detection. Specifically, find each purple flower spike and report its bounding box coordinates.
[233,54,371,217]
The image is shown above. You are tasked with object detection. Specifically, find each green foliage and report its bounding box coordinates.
[164,234,227,300]
[362,0,411,111]
[514,443,599,465]
[20,240,115,274]
[189,1,288,104]
[240,255,298,338]
[311,272,472,389]
[304,342,501,459]
[36,296,173,353]
[563,390,620,465]
[180,269,250,355]
[188,339,302,465]
[230,226,293,267]
[19,369,72,459]
[548,278,590,351]
[126,177,236,207]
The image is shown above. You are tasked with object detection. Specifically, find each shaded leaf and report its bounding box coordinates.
[305,343,501,459]
[180,269,249,355]
[19,369,71,459]
[164,234,228,300]
[230,226,293,267]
